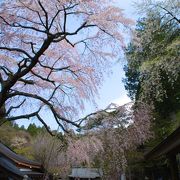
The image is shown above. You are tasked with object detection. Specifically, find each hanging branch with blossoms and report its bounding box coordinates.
[0,0,133,133]
[78,102,153,178]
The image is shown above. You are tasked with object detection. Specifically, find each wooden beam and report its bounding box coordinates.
[167,154,179,180]
[145,127,180,159]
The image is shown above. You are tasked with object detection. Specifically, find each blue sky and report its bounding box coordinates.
[16,0,138,129]
[78,0,138,115]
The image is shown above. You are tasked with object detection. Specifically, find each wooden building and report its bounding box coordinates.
[0,142,45,179]
[145,126,180,180]
[69,168,103,180]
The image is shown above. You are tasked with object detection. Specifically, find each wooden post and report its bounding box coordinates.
[167,154,179,180]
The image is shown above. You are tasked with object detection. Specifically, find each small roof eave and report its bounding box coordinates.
[145,127,180,160]
[0,142,42,169]
[69,168,103,179]
[0,156,24,177]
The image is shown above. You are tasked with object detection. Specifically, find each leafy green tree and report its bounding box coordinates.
[19,125,25,130]
[124,1,180,146]
[27,123,39,136]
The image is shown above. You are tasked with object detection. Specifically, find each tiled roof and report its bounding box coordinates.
[69,168,103,178]
[145,126,180,159]
[0,156,24,177]
[0,142,45,179]
[0,142,41,168]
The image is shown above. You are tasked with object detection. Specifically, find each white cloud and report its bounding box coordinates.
[111,95,131,106]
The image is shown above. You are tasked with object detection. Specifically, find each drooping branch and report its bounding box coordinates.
[36,114,55,136]
[0,35,55,104]
[0,73,3,83]
[2,107,55,136]
[0,0,133,135]
[157,4,180,23]
[6,99,26,116]
[0,15,47,34]
[18,78,34,85]
[77,103,125,127]
[0,47,32,59]
[0,109,40,126]
[0,66,13,76]
[8,91,79,129]
[37,0,49,29]
[18,0,46,28]
[30,70,56,85]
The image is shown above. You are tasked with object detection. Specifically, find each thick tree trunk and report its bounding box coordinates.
[0,107,6,126]
[0,104,6,119]
[167,154,179,180]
